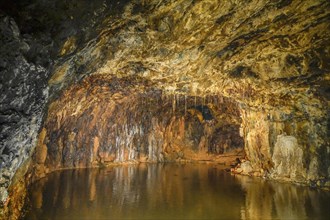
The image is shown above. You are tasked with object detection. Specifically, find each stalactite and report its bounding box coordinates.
[172,94,176,114]
[184,95,187,116]
[194,96,197,108]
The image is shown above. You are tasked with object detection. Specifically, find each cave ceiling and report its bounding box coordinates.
[3,0,330,109]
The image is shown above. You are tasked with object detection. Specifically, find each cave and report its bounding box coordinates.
[0,0,330,219]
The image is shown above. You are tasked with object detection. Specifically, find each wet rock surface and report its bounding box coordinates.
[31,75,244,179]
[0,14,49,206]
[238,108,329,185]
[0,0,131,212]
[0,0,329,218]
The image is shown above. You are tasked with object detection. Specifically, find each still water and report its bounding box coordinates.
[22,163,330,220]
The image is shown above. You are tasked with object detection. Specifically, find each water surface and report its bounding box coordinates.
[23,163,330,219]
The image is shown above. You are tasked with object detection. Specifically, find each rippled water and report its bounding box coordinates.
[22,163,330,220]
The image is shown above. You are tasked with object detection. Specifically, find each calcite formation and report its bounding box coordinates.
[0,0,329,217]
[271,135,305,181]
[32,75,243,180]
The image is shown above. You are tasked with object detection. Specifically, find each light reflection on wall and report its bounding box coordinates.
[237,175,327,220]
[25,164,330,220]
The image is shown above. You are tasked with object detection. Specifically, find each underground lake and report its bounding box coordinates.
[1,0,330,219]
[21,163,330,220]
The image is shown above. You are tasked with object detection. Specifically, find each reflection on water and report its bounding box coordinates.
[23,164,330,220]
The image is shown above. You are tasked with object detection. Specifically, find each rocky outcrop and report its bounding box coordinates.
[235,106,329,186]
[271,135,305,181]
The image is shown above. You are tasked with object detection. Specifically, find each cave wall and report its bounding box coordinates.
[32,75,243,179]
[0,0,136,208]
[238,106,329,185]
[0,15,50,206]
[0,0,330,215]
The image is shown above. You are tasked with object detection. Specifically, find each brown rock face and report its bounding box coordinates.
[32,75,244,177]
[41,0,329,185]
[1,0,330,217]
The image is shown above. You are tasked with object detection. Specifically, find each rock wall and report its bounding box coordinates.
[0,0,134,210]
[271,135,305,181]
[237,106,329,186]
[31,75,244,179]
[0,15,50,207]
[0,0,329,217]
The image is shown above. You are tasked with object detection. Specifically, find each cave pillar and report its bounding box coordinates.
[239,109,272,176]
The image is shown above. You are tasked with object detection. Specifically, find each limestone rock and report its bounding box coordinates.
[0,187,8,206]
[33,76,243,175]
[271,135,305,182]
[0,1,329,216]
[233,161,254,176]
[240,161,254,175]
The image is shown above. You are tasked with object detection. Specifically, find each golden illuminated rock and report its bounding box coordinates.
[1,1,330,218]
[42,1,328,186]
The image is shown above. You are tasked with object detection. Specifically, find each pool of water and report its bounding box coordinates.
[22,163,330,219]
